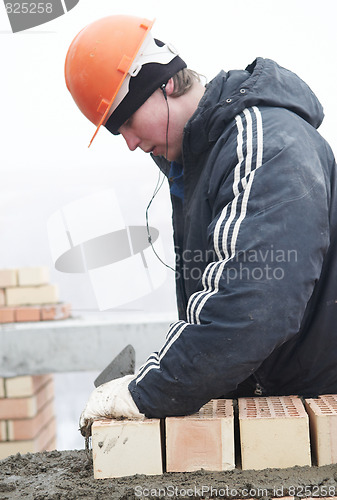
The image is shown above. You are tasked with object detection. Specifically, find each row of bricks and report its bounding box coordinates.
[0,400,55,442]
[0,302,71,323]
[0,267,50,288]
[0,377,54,420]
[0,418,56,460]
[92,395,337,478]
[0,375,56,460]
[0,284,59,307]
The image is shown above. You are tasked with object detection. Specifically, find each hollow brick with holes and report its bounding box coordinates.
[305,394,337,466]
[166,399,235,472]
[92,418,163,478]
[239,395,311,470]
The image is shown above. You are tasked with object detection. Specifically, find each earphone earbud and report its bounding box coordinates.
[161,83,167,100]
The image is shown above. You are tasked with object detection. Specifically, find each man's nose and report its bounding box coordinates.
[121,130,141,151]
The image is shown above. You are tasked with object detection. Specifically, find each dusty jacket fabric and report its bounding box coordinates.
[129,57,337,417]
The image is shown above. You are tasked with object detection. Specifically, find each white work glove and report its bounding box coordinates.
[79,374,143,437]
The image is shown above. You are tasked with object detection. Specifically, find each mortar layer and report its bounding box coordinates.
[0,450,337,499]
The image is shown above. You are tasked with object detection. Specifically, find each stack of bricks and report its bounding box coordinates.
[0,266,71,323]
[91,394,337,478]
[0,375,56,460]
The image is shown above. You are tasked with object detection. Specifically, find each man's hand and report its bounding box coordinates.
[79,374,143,437]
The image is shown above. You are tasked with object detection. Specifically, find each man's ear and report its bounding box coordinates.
[165,78,175,96]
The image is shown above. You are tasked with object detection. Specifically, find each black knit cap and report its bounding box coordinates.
[105,39,187,135]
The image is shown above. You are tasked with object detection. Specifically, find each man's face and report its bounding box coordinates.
[118,85,184,162]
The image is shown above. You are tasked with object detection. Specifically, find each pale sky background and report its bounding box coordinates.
[1,0,337,316]
[1,0,337,450]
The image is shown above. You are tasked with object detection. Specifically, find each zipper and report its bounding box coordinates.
[254,383,263,396]
[252,374,264,396]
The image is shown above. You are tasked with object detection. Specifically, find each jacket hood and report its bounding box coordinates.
[187,57,324,154]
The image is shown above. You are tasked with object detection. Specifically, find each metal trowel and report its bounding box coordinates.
[94,344,135,387]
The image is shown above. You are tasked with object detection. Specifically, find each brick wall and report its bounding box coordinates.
[91,394,337,478]
[0,267,70,323]
[0,375,56,459]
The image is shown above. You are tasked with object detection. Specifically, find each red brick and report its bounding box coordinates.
[15,306,41,322]
[0,397,36,420]
[0,307,15,323]
[166,399,235,472]
[7,400,55,441]
[41,303,71,321]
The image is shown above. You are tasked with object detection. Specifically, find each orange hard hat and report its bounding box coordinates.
[65,15,186,146]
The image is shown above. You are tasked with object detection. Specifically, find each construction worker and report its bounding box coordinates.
[65,15,337,435]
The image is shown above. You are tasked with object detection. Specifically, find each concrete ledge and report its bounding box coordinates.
[0,313,173,377]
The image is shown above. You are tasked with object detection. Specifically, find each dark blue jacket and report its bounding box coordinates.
[129,57,337,417]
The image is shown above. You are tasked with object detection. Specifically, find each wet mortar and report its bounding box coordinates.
[0,449,336,500]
